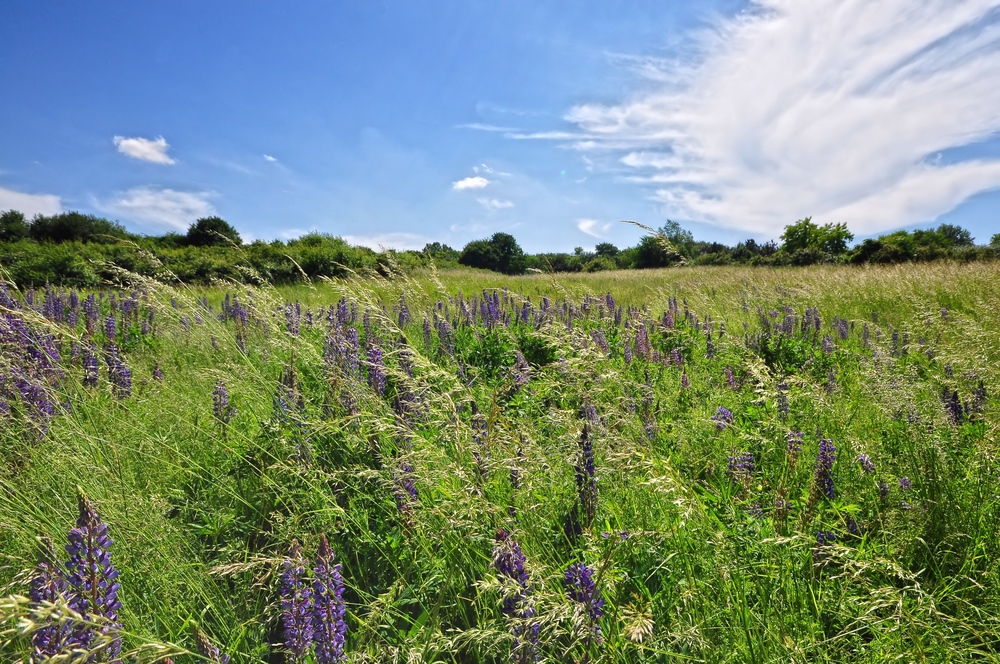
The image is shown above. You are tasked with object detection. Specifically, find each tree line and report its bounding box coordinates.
[1,208,998,285]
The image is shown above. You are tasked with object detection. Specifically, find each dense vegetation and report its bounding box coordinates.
[2,209,998,286]
[1,263,998,662]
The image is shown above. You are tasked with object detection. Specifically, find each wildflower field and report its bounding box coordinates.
[1,262,999,663]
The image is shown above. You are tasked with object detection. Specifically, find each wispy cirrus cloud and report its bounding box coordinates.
[477,198,514,211]
[0,186,61,217]
[100,186,214,232]
[554,0,1000,237]
[342,231,432,251]
[576,219,615,239]
[452,176,490,190]
[113,135,176,164]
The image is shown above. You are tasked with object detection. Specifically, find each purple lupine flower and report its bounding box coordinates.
[470,403,489,481]
[623,335,632,365]
[898,477,912,491]
[393,463,418,516]
[856,454,875,475]
[728,451,755,485]
[777,382,789,420]
[213,380,235,424]
[104,315,116,343]
[575,425,597,528]
[712,406,734,430]
[30,537,73,663]
[821,336,834,354]
[680,372,689,389]
[492,530,539,663]
[312,535,347,664]
[590,329,609,354]
[812,439,837,501]
[194,627,231,664]
[152,364,163,382]
[670,348,683,367]
[565,561,604,643]
[105,346,132,399]
[366,344,386,395]
[786,429,804,462]
[634,326,651,360]
[814,530,836,562]
[81,344,98,387]
[280,541,314,663]
[65,490,122,661]
[705,334,715,359]
[724,366,738,390]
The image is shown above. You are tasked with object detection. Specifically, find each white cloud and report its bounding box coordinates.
[577,219,615,238]
[101,186,214,232]
[0,186,61,217]
[457,123,517,132]
[113,136,176,165]
[559,0,1000,236]
[477,198,514,211]
[342,232,432,251]
[263,154,277,162]
[452,176,491,190]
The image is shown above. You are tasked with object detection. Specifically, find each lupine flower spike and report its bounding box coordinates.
[280,541,315,663]
[64,488,122,661]
[312,535,348,664]
[565,561,604,647]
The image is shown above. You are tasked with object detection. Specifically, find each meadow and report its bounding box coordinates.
[1,262,998,663]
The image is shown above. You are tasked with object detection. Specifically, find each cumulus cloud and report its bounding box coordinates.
[263,154,277,162]
[577,219,615,238]
[101,186,214,232]
[342,232,432,251]
[559,0,1000,236]
[452,176,490,190]
[477,198,514,211]
[0,186,61,217]
[113,135,176,164]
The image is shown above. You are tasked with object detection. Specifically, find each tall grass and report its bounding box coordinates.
[1,262,998,662]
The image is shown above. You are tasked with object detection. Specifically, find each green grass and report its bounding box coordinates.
[2,262,999,662]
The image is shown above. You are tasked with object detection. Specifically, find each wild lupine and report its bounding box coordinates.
[814,530,837,562]
[152,364,163,382]
[623,335,632,365]
[826,370,837,393]
[821,335,834,354]
[777,382,789,419]
[705,334,715,359]
[104,315,116,343]
[812,439,837,501]
[492,530,539,663]
[194,627,231,664]
[105,346,132,399]
[590,329,609,354]
[728,452,755,486]
[712,406,734,430]
[366,344,386,395]
[786,430,804,463]
[65,490,122,661]
[898,477,912,491]
[680,372,689,389]
[29,537,73,663]
[565,561,604,644]
[81,344,98,387]
[280,542,315,663]
[724,366,738,390]
[213,380,235,424]
[575,425,597,528]
[857,454,876,475]
[312,535,348,664]
[393,463,418,516]
[470,403,489,480]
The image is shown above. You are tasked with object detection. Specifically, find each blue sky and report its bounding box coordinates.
[2,1,999,251]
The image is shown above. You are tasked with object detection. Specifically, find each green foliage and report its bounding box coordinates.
[185,216,242,247]
[458,232,526,274]
[1,263,1000,661]
[779,217,854,257]
[29,211,133,243]
[0,210,29,242]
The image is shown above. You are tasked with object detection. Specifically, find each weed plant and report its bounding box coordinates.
[1,262,999,662]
